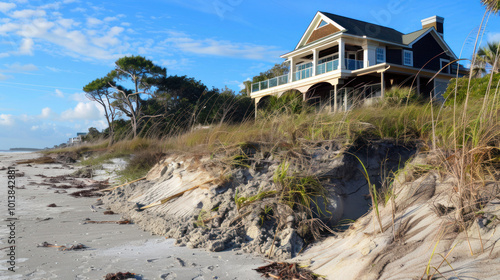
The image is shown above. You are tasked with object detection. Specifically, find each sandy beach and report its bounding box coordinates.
[0,152,266,280]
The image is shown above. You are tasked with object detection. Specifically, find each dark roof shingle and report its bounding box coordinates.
[320,12,404,44]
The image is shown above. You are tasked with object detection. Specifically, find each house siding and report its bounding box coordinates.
[386,48,402,65]
[412,33,451,71]
[306,24,341,44]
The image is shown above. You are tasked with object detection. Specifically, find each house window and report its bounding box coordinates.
[318,54,339,64]
[295,62,313,71]
[317,20,328,29]
[440,58,450,74]
[376,47,385,63]
[403,50,413,66]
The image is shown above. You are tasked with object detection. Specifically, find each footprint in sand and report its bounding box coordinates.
[160,272,177,279]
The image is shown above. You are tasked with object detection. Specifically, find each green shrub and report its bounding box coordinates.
[383,87,420,106]
[443,73,500,105]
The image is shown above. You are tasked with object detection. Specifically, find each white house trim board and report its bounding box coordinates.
[440,58,450,74]
[295,11,346,50]
[281,33,342,59]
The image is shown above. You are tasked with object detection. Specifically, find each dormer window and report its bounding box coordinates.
[317,20,328,29]
[376,47,385,63]
[403,50,413,66]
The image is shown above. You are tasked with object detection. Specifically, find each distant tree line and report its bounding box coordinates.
[84,55,253,145]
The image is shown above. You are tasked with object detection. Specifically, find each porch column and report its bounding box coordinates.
[381,71,385,98]
[254,98,258,119]
[312,48,318,76]
[363,44,377,68]
[339,38,346,70]
[288,57,295,83]
[344,90,348,111]
[333,84,338,112]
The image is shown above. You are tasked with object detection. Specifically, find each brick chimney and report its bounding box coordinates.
[421,16,444,37]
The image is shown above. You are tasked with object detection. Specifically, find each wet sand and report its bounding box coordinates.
[0,152,266,280]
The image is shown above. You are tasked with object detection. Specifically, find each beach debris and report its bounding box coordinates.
[100,176,147,192]
[104,272,136,280]
[47,203,57,207]
[83,219,131,224]
[70,189,104,197]
[16,156,57,164]
[90,205,97,212]
[254,262,320,280]
[139,179,215,210]
[37,242,87,251]
[35,217,53,222]
[103,210,115,215]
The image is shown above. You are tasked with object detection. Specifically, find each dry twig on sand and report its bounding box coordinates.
[104,272,136,280]
[37,242,87,251]
[255,262,320,279]
[83,220,131,224]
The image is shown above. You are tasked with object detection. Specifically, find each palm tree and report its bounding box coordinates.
[481,0,500,13]
[472,41,499,77]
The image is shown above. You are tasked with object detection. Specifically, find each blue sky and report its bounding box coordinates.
[0,0,499,149]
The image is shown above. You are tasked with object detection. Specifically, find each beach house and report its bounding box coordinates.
[250,12,467,111]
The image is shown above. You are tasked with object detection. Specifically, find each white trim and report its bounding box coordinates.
[282,33,342,58]
[421,15,444,26]
[403,50,413,66]
[440,58,450,74]
[343,33,407,48]
[295,12,346,50]
[316,20,328,29]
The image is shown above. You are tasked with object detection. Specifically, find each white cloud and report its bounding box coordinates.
[55,89,64,97]
[0,22,20,34]
[163,35,284,61]
[40,2,62,10]
[11,9,46,18]
[0,2,16,13]
[92,26,123,47]
[40,107,55,119]
[70,7,86,13]
[0,114,14,126]
[61,102,103,120]
[57,18,76,29]
[86,17,103,27]
[2,62,38,72]
[161,58,192,70]
[0,73,12,80]
[18,37,34,54]
[487,32,500,43]
[70,92,88,102]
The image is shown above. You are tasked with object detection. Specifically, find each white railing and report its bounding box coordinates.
[316,59,339,75]
[293,66,313,81]
[345,59,363,70]
[251,74,289,93]
[251,58,366,93]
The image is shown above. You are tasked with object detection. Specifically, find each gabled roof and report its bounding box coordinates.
[402,27,432,45]
[289,11,458,60]
[320,12,404,44]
